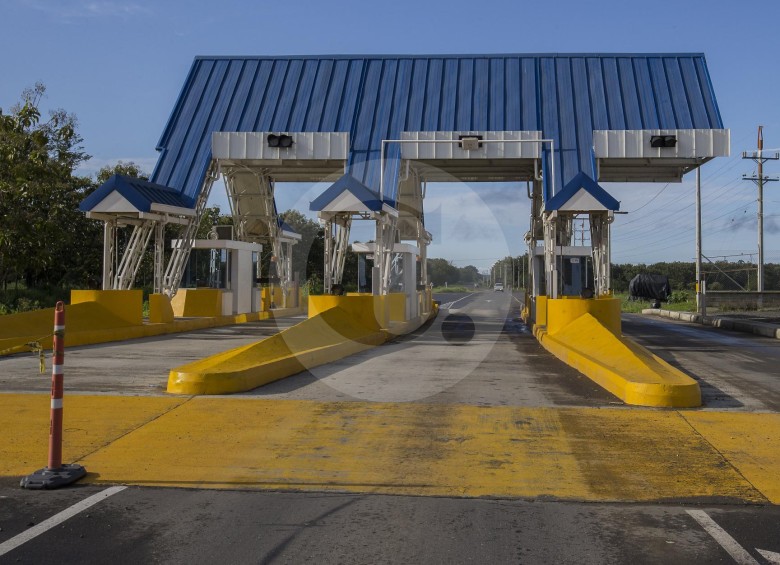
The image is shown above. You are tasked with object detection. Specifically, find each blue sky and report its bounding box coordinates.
[2,0,779,269]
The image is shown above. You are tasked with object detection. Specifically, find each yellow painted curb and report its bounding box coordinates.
[536,313,701,408]
[0,305,304,356]
[168,308,437,395]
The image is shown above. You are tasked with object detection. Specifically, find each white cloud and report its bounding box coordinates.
[21,0,151,20]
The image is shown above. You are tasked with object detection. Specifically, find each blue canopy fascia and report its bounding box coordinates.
[545,172,620,212]
[80,174,194,212]
[309,173,384,212]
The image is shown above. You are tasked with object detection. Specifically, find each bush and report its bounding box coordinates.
[669,290,690,304]
[0,285,70,314]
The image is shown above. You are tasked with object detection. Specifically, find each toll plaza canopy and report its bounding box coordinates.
[145,53,726,210]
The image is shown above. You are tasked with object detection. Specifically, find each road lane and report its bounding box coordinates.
[2,484,779,564]
[246,291,618,406]
[622,314,780,412]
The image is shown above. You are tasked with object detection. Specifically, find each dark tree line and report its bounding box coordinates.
[612,261,780,292]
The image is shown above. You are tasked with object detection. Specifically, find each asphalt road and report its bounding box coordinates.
[3,296,780,563]
[622,313,780,412]
[241,290,616,405]
[2,483,779,564]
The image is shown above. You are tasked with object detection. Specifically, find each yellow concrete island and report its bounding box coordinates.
[167,294,436,395]
[531,297,701,408]
[0,289,305,356]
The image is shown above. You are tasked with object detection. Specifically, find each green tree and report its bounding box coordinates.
[458,264,480,284]
[0,83,97,289]
[96,160,148,184]
[278,210,324,284]
[427,258,460,286]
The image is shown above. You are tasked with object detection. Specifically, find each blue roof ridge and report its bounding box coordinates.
[193,53,707,61]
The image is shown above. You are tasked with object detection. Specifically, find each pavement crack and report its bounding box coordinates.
[675,411,770,504]
[76,396,195,462]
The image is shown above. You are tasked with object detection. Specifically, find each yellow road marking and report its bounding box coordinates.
[1,394,778,503]
[681,411,780,504]
[0,394,186,476]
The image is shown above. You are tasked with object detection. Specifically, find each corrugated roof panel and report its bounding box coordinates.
[664,58,694,128]
[336,59,365,132]
[287,59,318,131]
[457,58,474,129]
[153,58,213,186]
[555,59,580,196]
[586,58,609,130]
[648,57,676,128]
[220,60,254,131]
[572,58,595,173]
[150,53,726,209]
[473,58,489,131]
[618,58,643,128]
[271,59,304,130]
[405,58,428,131]
[679,57,710,128]
[418,58,441,131]
[174,59,231,196]
[252,59,288,131]
[539,58,561,192]
[440,59,459,129]
[302,59,333,131]
[632,59,660,129]
[694,57,722,128]
[602,58,626,130]
[236,59,271,131]
[520,58,537,131]
[488,58,504,131]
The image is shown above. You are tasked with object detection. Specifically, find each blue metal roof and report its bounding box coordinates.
[545,172,620,211]
[151,53,724,208]
[80,174,194,212]
[309,173,383,212]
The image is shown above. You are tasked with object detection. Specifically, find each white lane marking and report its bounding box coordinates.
[686,509,759,565]
[441,294,474,310]
[511,295,523,305]
[758,549,780,564]
[0,486,126,557]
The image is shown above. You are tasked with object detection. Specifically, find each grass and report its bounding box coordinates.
[615,293,697,314]
[431,285,479,293]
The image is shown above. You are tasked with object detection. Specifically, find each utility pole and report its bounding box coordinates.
[696,166,703,314]
[742,126,779,292]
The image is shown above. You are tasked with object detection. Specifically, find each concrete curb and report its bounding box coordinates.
[642,309,780,340]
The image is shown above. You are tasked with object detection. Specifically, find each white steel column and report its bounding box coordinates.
[102,220,117,290]
[115,222,154,290]
[153,221,166,295]
[543,213,558,298]
[323,219,333,294]
[163,161,219,296]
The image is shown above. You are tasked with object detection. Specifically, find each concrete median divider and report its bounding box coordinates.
[167,294,438,395]
[167,306,387,394]
[533,297,701,408]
